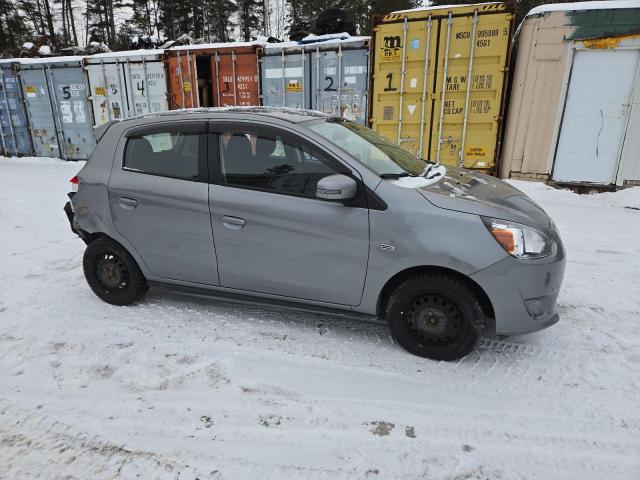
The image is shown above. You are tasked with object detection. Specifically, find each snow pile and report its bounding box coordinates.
[528,0,640,16]
[0,157,639,479]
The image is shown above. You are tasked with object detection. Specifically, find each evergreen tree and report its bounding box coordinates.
[130,0,162,38]
[86,0,126,48]
[157,0,235,42]
[238,0,263,40]
[0,0,33,52]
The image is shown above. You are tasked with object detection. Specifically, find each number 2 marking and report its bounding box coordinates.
[324,76,337,92]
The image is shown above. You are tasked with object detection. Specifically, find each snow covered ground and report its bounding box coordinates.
[1,156,639,480]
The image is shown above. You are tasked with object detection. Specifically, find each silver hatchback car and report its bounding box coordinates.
[65,107,566,360]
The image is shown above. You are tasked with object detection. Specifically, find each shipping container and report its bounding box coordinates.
[165,42,262,109]
[0,60,33,156]
[370,2,513,171]
[17,57,95,160]
[500,1,640,187]
[85,50,168,126]
[260,37,370,124]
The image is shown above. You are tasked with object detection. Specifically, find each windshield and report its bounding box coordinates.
[305,118,427,178]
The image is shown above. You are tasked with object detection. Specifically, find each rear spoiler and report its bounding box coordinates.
[93,120,119,143]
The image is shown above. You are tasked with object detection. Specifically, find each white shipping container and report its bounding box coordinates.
[85,50,168,126]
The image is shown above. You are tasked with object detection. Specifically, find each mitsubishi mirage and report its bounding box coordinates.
[64,107,566,361]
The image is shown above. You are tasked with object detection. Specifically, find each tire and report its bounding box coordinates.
[83,237,149,306]
[385,274,483,361]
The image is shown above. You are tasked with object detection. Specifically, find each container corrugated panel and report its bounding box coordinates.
[260,39,370,124]
[165,44,261,109]
[261,48,310,109]
[18,58,95,160]
[311,40,369,124]
[370,2,513,171]
[85,51,168,126]
[0,62,32,156]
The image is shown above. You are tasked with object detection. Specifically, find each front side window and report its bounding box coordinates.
[219,129,338,198]
[124,131,200,180]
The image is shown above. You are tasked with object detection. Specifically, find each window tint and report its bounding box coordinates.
[219,130,338,198]
[124,131,200,180]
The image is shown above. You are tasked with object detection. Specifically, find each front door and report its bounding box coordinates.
[553,49,639,184]
[108,121,218,285]
[208,123,370,306]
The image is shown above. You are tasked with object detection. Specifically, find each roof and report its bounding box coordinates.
[263,35,369,52]
[527,0,640,16]
[118,107,334,125]
[11,56,84,65]
[85,49,165,61]
[168,41,264,52]
[393,2,502,13]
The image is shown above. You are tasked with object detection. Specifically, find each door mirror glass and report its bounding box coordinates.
[316,174,357,201]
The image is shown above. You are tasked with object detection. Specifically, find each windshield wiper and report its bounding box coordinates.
[380,172,414,179]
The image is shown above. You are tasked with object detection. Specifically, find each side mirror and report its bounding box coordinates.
[316,174,357,202]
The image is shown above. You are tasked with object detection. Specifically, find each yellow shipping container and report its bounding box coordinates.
[370,2,513,172]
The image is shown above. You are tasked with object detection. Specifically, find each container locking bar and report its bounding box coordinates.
[300,48,306,109]
[459,10,479,168]
[315,47,321,110]
[231,51,238,106]
[176,50,186,109]
[0,68,18,155]
[214,52,221,107]
[396,16,409,145]
[114,58,127,118]
[142,58,152,113]
[99,60,112,122]
[185,49,195,108]
[281,50,286,107]
[436,12,453,166]
[45,65,67,161]
[337,43,343,114]
[417,15,433,159]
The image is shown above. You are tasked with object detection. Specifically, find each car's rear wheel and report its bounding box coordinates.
[385,274,483,361]
[83,237,148,305]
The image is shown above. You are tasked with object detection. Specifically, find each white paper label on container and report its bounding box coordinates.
[324,67,336,75]
[60,101,73,123]
[265,67,304,79]
[344,66,365,75]
[344,76,356,84]
[74,101,86,123]
[407,104,417,115]
[410,78,418,88]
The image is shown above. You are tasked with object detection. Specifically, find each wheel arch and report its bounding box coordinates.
[376,266,495,331]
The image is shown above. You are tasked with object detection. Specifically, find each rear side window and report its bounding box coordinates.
[124,131,201,181]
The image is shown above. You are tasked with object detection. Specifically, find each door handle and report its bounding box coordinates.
[119,197,138,210]
[222,215,246,229]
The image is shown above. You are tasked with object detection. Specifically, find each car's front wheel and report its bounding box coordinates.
[83,237,149,305]
[386,274,483,361]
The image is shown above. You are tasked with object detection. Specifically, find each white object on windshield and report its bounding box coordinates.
[390,164,447,189]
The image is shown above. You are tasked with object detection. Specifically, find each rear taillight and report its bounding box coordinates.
[70,175,78,193]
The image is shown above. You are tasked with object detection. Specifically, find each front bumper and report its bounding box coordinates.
[471,240,566,336]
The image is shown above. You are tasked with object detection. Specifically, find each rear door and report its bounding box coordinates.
[108,121,218,285]
[208,121,369,306]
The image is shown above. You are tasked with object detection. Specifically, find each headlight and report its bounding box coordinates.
[481,217,554,259]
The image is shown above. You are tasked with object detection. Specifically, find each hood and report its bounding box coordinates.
[414,167,551,232]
